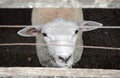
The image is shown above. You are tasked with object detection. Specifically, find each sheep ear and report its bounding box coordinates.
[17,26,41,37]
[78,21,103,32]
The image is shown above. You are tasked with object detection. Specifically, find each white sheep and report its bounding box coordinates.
[17,8,102,68]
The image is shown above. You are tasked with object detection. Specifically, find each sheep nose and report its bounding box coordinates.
[58,55,71,63]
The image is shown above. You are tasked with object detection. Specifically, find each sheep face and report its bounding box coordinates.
[40,20,79,68]
[17,18,102,68]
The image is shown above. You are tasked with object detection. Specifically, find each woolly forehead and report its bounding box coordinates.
[41,20,79,35]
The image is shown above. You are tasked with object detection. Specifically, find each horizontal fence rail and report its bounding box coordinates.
[0,0,120,8]
[0,67,120,77]
[0,43,120,51]
[0,25,120,29]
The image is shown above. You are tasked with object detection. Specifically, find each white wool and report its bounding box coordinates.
[32,8,83,24]
[32,8,84,67]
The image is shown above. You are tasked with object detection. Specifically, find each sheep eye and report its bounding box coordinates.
[42,33,47,36]
[75,30,78,34]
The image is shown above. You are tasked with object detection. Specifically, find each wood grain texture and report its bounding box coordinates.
[0,67,120,77]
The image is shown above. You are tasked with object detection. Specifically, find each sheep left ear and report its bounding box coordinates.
[17,26,41,37]
[78,21,103,31]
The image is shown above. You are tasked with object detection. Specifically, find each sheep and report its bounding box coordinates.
[17,8,102,68]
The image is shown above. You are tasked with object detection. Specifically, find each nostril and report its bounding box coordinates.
[67,55,71,61]
[58,56,64,61]
[58,55,72,63]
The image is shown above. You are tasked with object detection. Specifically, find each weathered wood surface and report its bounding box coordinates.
[0,0,120,8]
[0,67,120,77]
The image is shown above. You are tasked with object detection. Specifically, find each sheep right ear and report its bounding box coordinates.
[17,26,41,37]
[78,21,103,32]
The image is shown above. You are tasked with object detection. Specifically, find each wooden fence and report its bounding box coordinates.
[0,67,120,78]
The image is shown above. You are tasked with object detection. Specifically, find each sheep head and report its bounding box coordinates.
[17,18,102,68]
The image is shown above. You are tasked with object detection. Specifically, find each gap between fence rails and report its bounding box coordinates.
[0,25,120,50]
[0,26,120,28]
[0,43,120,51]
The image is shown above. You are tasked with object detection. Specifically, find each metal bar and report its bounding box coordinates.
[0,26,120,29]
[0,43,120,51]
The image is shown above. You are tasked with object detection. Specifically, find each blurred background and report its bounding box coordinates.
[0,9,120,70]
